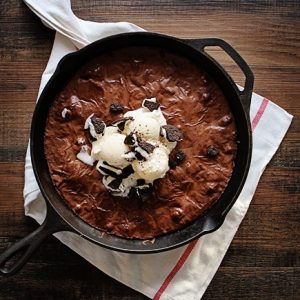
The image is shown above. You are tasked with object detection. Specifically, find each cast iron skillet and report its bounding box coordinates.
[0,32,254,276]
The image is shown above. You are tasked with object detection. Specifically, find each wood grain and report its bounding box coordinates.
[0,0,299,299]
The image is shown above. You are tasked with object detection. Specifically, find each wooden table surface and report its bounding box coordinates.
[0,0,299,299]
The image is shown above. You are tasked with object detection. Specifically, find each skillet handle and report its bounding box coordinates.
[183,38,254,113]
[0,204,69,276]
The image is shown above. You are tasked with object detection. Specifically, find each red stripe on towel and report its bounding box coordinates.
[153,239,199,300]
[251,98,269,130]
[153,97,269,300]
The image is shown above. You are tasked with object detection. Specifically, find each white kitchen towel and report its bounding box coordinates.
[22,0,293,299]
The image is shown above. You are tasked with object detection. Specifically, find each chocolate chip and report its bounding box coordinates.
[138,141,155,154]
[143,99,160,112]
[109,102,124,114]
[91,116,105,134]
[207,145,219,158]
[137,179,146,186]
[171,208,183,222]
[169,150,186,169]
[108,178,122,190]
[161,125,183,142]
[124,132,136,146]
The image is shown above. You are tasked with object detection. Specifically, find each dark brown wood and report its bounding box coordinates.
[0,0,299,299]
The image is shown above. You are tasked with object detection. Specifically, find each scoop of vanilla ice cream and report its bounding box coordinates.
[123,103,167,139]
[125,115,161,140]
[92,131,130,168]
[132,147,170,181]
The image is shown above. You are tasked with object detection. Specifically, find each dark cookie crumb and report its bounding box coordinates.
[161,125,183,142]
[108,178,122,190]
[207,145,219,158]
[110,102,124,114]
[143,99,160,112]
[99,166,118,178]
[111,117,133,131]
[138,141,155,153]
[124,132,136,146]
[91,116,105,134]
[121,164,134,178]
[137,179,146,186]
[135,151,145,161]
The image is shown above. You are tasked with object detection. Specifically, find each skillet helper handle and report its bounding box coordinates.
[184,38,254,113]
[0,204,68,276]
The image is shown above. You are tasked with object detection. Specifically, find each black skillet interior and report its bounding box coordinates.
[0,32,253,276]
[31,32,253,252]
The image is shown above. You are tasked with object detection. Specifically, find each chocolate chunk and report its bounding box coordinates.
[169,150,186,169]
[138,141,155,154]
[143,99,160,112]
[207,145,219,158]
[91,116,105,134]
[137,179,146,186]
[206,188,216,196]
[121,165,134,178]
[176,151,186,163]
[162,125,183,142]
[124,132,136,146]
[110,102,124,114]
[108,178,122,190]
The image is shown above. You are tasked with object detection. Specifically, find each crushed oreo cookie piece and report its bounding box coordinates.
[98,166,118,178]
[91,116,105,134]
[108,178,122,190]
[123,151,136,162]
[112,117,133,131]
[143,99,160,112]
[110,102,124,114]
[137,179,146,186]
[135,151,145,161]
[161,125,183,142]
[169,150,186,169]
[207,145,219,158]
[121,164,134,178]
[138,141,155,154]
[124,132,136,146]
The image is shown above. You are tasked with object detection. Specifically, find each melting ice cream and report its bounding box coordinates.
[77,98,183,197]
